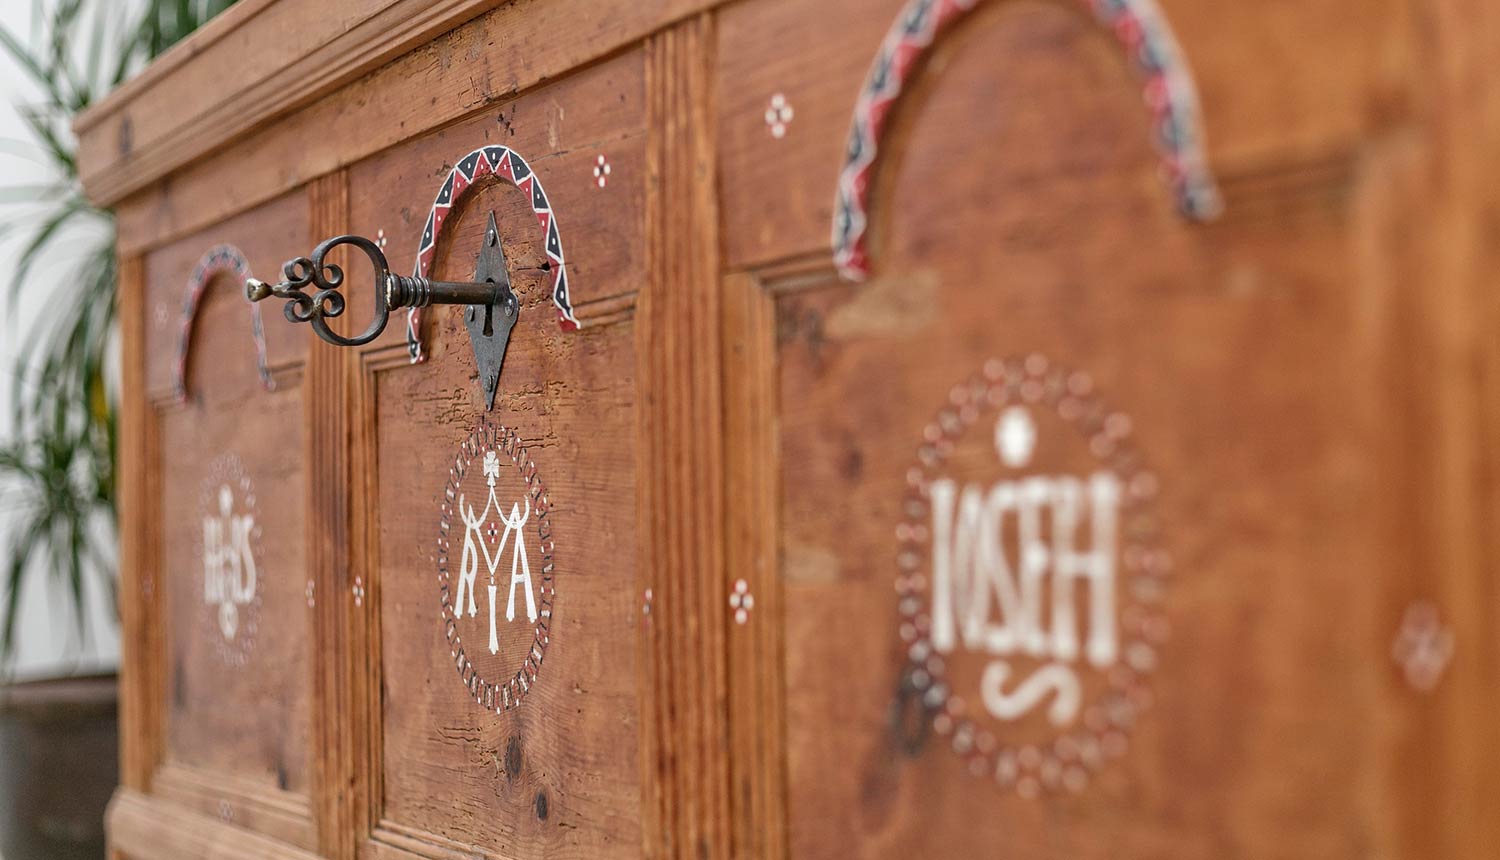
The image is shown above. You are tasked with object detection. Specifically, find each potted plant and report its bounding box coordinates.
[0,3,233,858]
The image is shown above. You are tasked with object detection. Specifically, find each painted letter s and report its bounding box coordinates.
[980,660,1081,727]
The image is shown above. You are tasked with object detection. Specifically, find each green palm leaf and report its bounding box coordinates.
[0,0,235,673]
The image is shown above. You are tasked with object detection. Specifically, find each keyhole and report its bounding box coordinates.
[483,278,496,337]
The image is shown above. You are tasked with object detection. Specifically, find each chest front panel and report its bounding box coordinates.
[141,190,318,849]
[718,0,1462,858]
[97,1,1500,859]
[345,48,649,859]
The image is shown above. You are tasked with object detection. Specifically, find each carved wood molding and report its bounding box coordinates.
[639,14,731,858]
[74,0,510,206]
[721,257,846,858]
[77,0,721,216]
[369,819,513,859]
[306,171,358,860]
[151,763,316,850]
[350,338,392,856]
[108,788,327,860]
[722,270,789,859]
[116,254,163,794]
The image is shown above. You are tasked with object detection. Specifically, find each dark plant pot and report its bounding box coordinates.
[0,673,118,860]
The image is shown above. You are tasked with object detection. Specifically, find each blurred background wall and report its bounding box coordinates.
[0,0,121,680]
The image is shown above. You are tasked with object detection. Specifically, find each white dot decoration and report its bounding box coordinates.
[352,576,365,607]
[593,154,612,188]
[729,578,754,625]
[765,93,794,139]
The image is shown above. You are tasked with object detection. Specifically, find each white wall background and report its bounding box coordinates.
[0,0,127,679]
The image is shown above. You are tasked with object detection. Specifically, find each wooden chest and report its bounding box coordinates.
[77,0,1500,857]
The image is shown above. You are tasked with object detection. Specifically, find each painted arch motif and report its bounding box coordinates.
[405,145,581,364]
[174,244,273,403]
[831,0,1222,281]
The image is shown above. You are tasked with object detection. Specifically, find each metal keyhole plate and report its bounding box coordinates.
[466,212,519,410]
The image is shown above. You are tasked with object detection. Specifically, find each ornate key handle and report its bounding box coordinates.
[247,233,504,347]
[246,214,520,408]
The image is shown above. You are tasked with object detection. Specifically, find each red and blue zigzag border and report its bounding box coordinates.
[175,244,273,402]
[406,145,581,363]
[832,0,1222,282]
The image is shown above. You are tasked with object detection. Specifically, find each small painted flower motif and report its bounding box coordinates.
[765,93,794,139]
[376,228,389,249]
[1392,601,1454,693]
[593,154,612,188]
[729,578,755,625]
[352,576,366,607]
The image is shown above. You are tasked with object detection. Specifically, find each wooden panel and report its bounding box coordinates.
[1354,5,1500,850]
[363,268,641,856]
[340,52,652,859]
[1165,0,1413,167]
[723,2,1408,857]
[142,193,319,850]
[153,380,315,845]
[722,270,783,859]
[94,1,1500,859]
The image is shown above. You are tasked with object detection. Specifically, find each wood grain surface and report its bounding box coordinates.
[93,0,1500,858]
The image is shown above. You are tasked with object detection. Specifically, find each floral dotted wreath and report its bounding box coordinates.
[895,354,1171,797]
[436,420,556,712]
